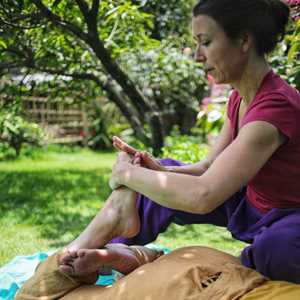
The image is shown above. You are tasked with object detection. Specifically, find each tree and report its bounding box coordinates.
[0,0,205,154]
[133,0,195,40]
[269,2,300,91]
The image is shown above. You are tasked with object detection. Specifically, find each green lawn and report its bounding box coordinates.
[0,148,245,266]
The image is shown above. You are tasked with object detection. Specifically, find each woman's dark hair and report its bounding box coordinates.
[193,0,290,55]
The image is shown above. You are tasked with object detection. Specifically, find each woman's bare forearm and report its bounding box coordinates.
[165,159,211,176]
[115,164,211,214]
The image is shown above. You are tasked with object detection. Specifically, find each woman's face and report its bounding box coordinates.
[192,15,248,84]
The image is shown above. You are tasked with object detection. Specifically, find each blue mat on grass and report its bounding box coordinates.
[0,245,170,300]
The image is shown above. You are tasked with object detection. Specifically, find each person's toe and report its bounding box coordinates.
[77,249,87,258]
[60,249,78,265]
[59,264,75,275]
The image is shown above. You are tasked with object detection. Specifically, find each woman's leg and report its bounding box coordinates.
[61,157,246,277]
[241,210,300,283]
[110,158,245,246]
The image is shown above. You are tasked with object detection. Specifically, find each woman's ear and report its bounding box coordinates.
[240,32,253,53]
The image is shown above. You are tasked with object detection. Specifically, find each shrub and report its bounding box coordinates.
[0,107,44,158]
[161,128,209,163]
[270,18,300,90]
[120,42,207,135]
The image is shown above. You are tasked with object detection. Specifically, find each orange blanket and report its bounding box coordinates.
[16,246,266,300]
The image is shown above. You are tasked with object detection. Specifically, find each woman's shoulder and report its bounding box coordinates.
[257,70,300,107]
[243,73,300,141]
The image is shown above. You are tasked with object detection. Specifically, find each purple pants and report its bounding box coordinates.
[111,158,300,283]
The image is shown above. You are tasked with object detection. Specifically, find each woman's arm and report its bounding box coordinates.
[112,117,232,176]
[112,121,285,214]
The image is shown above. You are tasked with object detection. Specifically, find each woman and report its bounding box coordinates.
[20,0,300,289]
[108,0,300,283]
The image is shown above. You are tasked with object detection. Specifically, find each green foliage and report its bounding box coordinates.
[288,19,300,61]
[98,0,159,56]
[136,0,195,40]
[195,101,226,143]
[0,0,203,152]
[0,103,44,158]
[0,0,158,72]
[87,97,131,150]
[270,20,300,90]
[89,41,208,151]
[121,42,206,117]
[161,129,209,163]
[287,18,300,90]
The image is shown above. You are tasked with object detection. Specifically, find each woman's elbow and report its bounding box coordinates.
[190,186,215,214]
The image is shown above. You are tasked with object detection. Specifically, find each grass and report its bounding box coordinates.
[0,147,246,267]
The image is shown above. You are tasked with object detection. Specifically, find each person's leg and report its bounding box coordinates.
[60,243,164,277]
[241,210,300,283]
[110,159,246,245]
[60,151,142,266]
[15,244,163,300]
[60,187,140,265]
[62,158,244,277]
[59,246,265,300]
[64,189,242,277]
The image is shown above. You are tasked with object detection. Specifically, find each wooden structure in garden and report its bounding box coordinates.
[22,96,89,144]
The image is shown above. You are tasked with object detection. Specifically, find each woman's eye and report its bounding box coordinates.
[202,41,210,46]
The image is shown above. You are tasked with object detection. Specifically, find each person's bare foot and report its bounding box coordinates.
[59,152,140,266]
[59,244,163,277]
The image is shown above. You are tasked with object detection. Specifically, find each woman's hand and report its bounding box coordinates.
[112,136,138,155]
[135,151,167,171]
[112,136,166,171]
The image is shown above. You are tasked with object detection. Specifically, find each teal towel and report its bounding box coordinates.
[0,252,52,300]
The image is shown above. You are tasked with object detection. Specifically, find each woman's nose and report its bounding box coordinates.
[194,47,206,63]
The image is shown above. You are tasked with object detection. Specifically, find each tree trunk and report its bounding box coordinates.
[87,36,165,153]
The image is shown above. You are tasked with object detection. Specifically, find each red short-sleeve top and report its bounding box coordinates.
[227,70,300,213]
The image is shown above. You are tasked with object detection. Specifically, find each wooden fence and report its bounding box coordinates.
[22,97,89,144]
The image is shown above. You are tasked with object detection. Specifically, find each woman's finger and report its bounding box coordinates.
[141,152,161,170]
[112,136,138,155]
[133,155,141,166]
[113,141,122,152]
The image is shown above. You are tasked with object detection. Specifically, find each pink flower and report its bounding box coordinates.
[285,0,300,20]
[285,0,300,4]
[207,74,215,85]
[202,97,211,106]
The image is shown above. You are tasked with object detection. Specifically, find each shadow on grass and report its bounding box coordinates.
[0,168,112,248]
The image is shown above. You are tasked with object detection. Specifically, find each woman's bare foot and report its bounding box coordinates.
[59,244,163,277]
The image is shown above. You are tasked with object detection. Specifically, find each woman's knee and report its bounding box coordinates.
[241,229,300,283]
